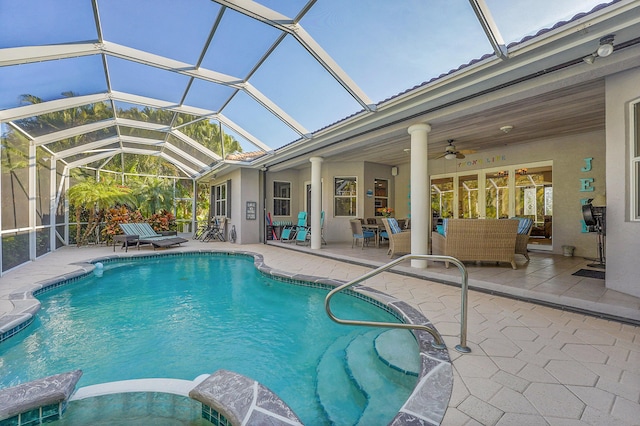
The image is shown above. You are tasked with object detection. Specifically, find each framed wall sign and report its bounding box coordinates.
[246,201,257,220]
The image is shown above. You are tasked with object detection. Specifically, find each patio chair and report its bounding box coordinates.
[203,217,226,242]
[381,218,411,257]
[119,222,188,250]
[512,217,534,261]
[296,211,326,245]
[281,212,307,242]
[350,219,375,249]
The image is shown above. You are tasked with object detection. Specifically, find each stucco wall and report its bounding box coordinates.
[321,162,363,242]
[237,168,260,244]
[605,66,640,297]
[209,168,261,244]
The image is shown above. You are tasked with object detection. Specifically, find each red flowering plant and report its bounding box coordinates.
[101,206,144,242]
[148,210,176,233]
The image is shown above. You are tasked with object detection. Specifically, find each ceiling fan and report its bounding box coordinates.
[435,140,476,160]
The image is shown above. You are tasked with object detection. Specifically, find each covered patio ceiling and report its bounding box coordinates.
[1,0,637,179]
[303,79,608,167]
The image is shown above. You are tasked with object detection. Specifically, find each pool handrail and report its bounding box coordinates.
[324,254,471,353]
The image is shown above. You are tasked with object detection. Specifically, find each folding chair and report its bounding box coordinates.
[281,212,306,242]
[203,217,226,242]
[296,211,326,245]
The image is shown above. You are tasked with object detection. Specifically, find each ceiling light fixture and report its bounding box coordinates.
[445,152,457,160]
[500,125,513,133]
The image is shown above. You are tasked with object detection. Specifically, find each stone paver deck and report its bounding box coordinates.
[1,239,638,425]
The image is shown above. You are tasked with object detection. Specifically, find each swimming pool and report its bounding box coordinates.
[0,252,434,425]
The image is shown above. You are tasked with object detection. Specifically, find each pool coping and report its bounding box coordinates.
[0,249,453,426]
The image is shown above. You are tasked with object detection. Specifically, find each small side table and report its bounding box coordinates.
[113,235,138,252]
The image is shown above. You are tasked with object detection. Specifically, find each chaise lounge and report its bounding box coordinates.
[119,223,188,250]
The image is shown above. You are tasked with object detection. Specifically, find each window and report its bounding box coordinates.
[431,177,454,218]
[212,182,227,217]
[273,181,291,216]
[485,171,509,219]
[334,177,357,216]
[633,102,640,220]
[374,179,389,216]
[458,174,480,218]
[514,167,551,216]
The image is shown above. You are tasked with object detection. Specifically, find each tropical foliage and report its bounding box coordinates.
[67,177,136,246]
[147,210,176,233]
[128,177,174,217]
[102,206,144,241]
[8,92,235,237]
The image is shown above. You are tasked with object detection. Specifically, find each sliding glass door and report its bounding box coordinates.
[430,161,553,249]
[485,171,510,219]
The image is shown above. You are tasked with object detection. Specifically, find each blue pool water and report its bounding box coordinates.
[0,254,418,425]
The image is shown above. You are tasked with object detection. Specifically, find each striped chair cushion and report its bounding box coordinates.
[514,217,534,234]
[388,218,402,234]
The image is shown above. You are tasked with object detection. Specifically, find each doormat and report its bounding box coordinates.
[572,269,605,279]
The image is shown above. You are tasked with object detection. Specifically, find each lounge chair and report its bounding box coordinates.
[119,223,188,250]
[296,211,326,245]
[281,212,307,242]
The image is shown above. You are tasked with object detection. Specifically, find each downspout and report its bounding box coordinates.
[262,166,267,244]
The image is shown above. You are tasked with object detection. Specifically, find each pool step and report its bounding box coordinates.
[315,331,366,425]
[374,328,420,377]
[345,330,418,426]
[316,329,420,426]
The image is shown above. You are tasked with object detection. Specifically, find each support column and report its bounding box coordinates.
[29,142,36,261]
[309,156,323,249]
[191,179,197,234]
[50,158,57,252]
[408,123,431,268]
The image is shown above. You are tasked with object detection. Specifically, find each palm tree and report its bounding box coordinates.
[67,177,137,246]
[129,177,174,217]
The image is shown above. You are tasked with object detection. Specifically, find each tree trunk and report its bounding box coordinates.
[75,207,83,247]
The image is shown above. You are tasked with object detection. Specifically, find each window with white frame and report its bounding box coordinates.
[273,181,291,216]
[334,177,357,216]
[633,101,640,220]
[212,182,227,217]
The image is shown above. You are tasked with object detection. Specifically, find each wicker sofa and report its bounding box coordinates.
[431,219,519,269]
[381,218,411,257]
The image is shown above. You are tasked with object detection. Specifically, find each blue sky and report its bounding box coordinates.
[0,0,608,151]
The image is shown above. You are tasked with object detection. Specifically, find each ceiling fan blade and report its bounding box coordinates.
[458,149,476,155]
[434,152,446,159]
[456,152,466,159]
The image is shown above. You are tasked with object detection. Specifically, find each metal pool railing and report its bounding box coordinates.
[324,254,471,353]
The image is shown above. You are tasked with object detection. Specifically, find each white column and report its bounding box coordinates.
[408,123,431,268]
[309,156,324,249]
